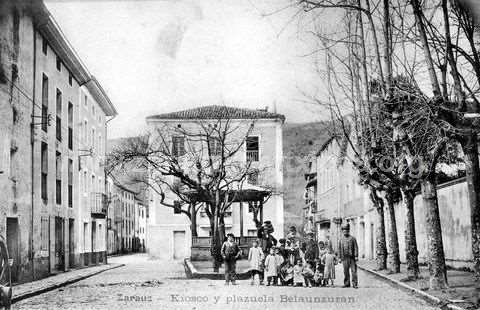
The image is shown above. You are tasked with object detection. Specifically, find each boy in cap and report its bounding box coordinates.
[221,233,241,285]
[338,223,359,288]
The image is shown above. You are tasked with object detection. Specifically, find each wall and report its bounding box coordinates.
[0,2,35,283]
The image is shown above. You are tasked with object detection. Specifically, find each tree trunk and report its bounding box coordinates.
[462,133,480,279]
[421,177,448,289]
[210,207,222,272]
[191,206,198,238]
[385,192,400,273]
[401,188,420,279]
[371,190,387,270]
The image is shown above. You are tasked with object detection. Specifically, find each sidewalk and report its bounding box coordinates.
[12,263,124,303]
[358,260,479,310]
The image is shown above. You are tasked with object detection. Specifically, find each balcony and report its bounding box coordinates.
[246,150,259,162]
[91,192,109,218]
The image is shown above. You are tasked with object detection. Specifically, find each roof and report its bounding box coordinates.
[32,1,116,116]
[146,105,285,122]
[85,77,117,116]
[315,136,336,156]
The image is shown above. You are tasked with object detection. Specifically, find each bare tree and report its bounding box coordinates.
[108,114,274,271]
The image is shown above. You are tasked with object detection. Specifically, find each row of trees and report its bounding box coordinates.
[297,0,480,289]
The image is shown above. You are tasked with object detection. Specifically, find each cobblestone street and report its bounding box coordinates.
[14,254,438,310]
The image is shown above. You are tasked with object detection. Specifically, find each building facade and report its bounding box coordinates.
[106,176,143,255]
[311,136,474,269]
[0,0,116,284]
[145,105,285,260]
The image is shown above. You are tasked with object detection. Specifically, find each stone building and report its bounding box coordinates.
[145,105,285,260]
[0,0,116,283]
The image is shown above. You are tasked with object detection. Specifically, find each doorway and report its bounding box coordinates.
[91,221,96,264]
[173,231,186,259]
[54,217,64,271]
[360,222,365,258]
[68,219,74,268]
[6,218,19,283]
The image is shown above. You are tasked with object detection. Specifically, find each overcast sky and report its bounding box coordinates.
[45,0,328,138]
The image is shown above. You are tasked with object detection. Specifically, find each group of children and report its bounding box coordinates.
[248,237,338,287]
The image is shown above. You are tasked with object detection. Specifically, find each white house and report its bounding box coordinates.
[145,105,285,260]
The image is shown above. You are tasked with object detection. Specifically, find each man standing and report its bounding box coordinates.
[221,233,241,285]
[338,223,359,288]
[303,231,319,266]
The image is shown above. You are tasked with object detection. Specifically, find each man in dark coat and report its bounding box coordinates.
[303,231,319,266]
[221,233,241,285]
[338,223,359,288]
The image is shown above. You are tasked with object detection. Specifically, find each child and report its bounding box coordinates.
[302,262,315,288]
[280,262,294,286]
[313,261,324,287]
[220,233,240,285]
[274,247,284,286]
[322,247,337,287]
[293,260,304,287]
[264,247,277,286]
[248,239,264,285]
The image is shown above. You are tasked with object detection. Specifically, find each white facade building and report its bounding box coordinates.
[145,106,285,260]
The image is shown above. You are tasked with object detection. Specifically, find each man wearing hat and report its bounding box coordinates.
[338,223,359,288]
[304,230,319,266]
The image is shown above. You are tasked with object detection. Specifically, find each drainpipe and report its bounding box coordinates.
[31,11,37,281]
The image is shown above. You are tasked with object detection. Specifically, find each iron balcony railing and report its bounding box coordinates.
[91,192,109,218]
[246,150,259,162]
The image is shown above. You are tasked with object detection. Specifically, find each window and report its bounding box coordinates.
[173,201,181,214]
[92,105,95,117]
[92,128,95,151]
[41,142,48,201]
[68,102,73,150]
[246,136,259,162]
[41,217,49,250]
[68,73,73,86]
[42,37,48,55]
[41,74,48,132]
[247,169,259,185]
[84,120,88,144]
[98,134,102,156]
[208,138,221,156]
[56,56,61,71]
[83,223,88,251]
[68,159,73,208]
[172,136,185,157]
[84,94,88,107]
[56,89,62,141]
[83,171,87,193]
[247,229,257,237]
[56,151,62,205]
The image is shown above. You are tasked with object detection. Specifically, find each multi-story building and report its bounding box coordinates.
[0,0,116,283]
[145,105,285,260]
[77,78,116,266]
[106,177,141,255]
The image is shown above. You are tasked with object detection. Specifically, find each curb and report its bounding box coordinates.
[12,263,125,304]
[358,265,467,310]
[184,259,251,280]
